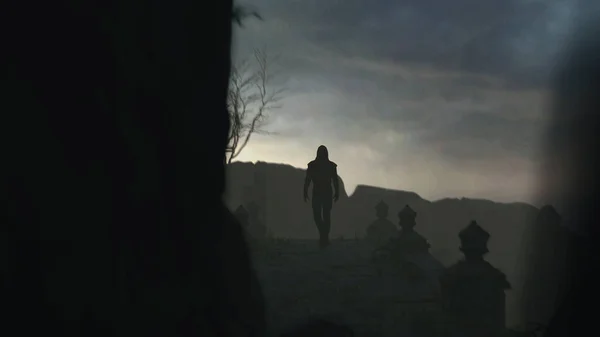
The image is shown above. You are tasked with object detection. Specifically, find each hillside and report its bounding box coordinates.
[225,161,538,268]
[225,161,544,325]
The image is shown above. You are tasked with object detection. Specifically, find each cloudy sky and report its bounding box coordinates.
[230,0,598,204]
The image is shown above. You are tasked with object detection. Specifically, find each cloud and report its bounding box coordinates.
[417,111,545,162]
[229,0,592,202]
[237,0,580,86]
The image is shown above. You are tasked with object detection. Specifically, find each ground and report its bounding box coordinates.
[249,238,446,337]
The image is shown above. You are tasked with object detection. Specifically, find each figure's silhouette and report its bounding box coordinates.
[303,145,340,249]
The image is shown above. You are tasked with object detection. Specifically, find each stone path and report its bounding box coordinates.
[251,239,443,337]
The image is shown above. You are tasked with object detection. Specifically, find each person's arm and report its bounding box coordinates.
[332,165,339,201]
[303,166,312,201]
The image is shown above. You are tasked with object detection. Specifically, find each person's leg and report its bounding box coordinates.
[321,198,333,247]
[313,196,331,248]
[317,203,329,249]
[312,198,323,236]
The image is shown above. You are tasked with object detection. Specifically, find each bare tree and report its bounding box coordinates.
[226,48,284,163]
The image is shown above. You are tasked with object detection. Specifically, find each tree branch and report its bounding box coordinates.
[226,48,285,163]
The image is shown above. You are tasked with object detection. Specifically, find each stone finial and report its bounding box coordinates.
[441,220,509,336]
[234,205,249,226]
[375,200,389,218]
[459,220,490,256]
[398,205,417,230]
[399,204,416,220]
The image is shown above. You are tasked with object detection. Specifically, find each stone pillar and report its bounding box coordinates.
[439,221,511,337]
[376,200,389,220]
[366,201,397,247]
[395,205,430,254]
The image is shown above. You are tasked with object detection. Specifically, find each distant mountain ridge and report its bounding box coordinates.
[225,161,538,265]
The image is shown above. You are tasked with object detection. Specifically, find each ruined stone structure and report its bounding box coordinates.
[365,200,398,247]
[393,205,430,256]
[439,221,511,337]
[373,205,443,286]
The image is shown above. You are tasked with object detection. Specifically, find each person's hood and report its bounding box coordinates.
[316,145,329,161]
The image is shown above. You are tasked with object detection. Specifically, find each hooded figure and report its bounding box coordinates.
[303,145,340,249]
